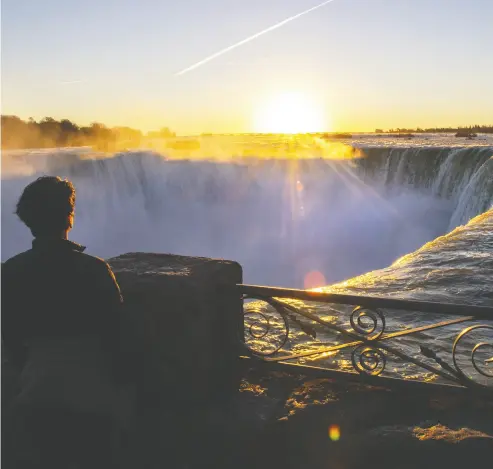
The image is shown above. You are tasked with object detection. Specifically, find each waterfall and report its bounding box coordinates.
[356,145,493,226]
[2,144,492,287]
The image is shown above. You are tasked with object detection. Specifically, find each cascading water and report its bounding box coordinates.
[2,140,492,290]
[447,156,493,229]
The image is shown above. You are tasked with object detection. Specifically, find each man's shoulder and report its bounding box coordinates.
[2,250,35,272]
[72,250,112,272]
[73,251,119,290]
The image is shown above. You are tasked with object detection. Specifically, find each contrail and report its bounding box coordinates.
[176,0,338,76]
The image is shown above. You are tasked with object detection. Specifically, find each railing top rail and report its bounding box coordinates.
[238,284,493,320]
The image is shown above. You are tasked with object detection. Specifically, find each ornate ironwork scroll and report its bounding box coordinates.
[351,345,387,376]
[239,284,493,392]
[243,296,289,356]
[452,325,493,387]
[349,306,386,340]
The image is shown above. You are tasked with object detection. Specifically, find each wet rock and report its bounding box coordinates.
[234,368,493,469]
[456,130,477,138]
[344,422,493,469]
[412,423,493,442]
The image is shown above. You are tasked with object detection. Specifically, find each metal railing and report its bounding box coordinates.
[238,284,493,392]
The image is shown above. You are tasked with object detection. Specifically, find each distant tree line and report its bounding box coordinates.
[375,125,493,134]
[1,115,176,150]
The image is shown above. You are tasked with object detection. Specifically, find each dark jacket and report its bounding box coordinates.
[1,238,124,378]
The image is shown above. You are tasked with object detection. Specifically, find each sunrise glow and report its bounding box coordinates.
[253,92,328,134]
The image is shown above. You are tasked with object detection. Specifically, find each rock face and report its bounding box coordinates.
[108,252,243,403]
[225,369,493,469]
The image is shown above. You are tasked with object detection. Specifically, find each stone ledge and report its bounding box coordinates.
[108,252,243,402]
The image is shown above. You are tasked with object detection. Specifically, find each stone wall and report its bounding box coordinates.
[108,252,243,403]
[107,253,244,467]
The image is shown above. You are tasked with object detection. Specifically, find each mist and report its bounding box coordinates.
[1,149,459,288]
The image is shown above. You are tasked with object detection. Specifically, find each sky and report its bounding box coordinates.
[2,0,492,134]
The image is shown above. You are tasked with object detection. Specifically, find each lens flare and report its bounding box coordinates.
[304,270,326,289]
[329,424,341,441]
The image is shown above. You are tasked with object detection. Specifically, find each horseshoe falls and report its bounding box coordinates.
[2,137,492,297]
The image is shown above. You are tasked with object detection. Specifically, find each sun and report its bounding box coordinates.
[253,92,327,134]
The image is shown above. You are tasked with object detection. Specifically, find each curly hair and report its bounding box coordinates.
[16,176,76,237]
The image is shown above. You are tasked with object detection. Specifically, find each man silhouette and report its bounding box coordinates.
[2,176,130,468]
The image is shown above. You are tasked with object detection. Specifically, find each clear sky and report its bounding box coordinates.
[2,0,492,134]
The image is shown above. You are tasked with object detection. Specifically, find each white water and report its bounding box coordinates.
[2,138,492,289]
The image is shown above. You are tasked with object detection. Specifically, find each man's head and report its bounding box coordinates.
[16,176,76,238]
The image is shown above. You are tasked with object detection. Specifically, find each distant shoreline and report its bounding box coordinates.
[2,114,493,150]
